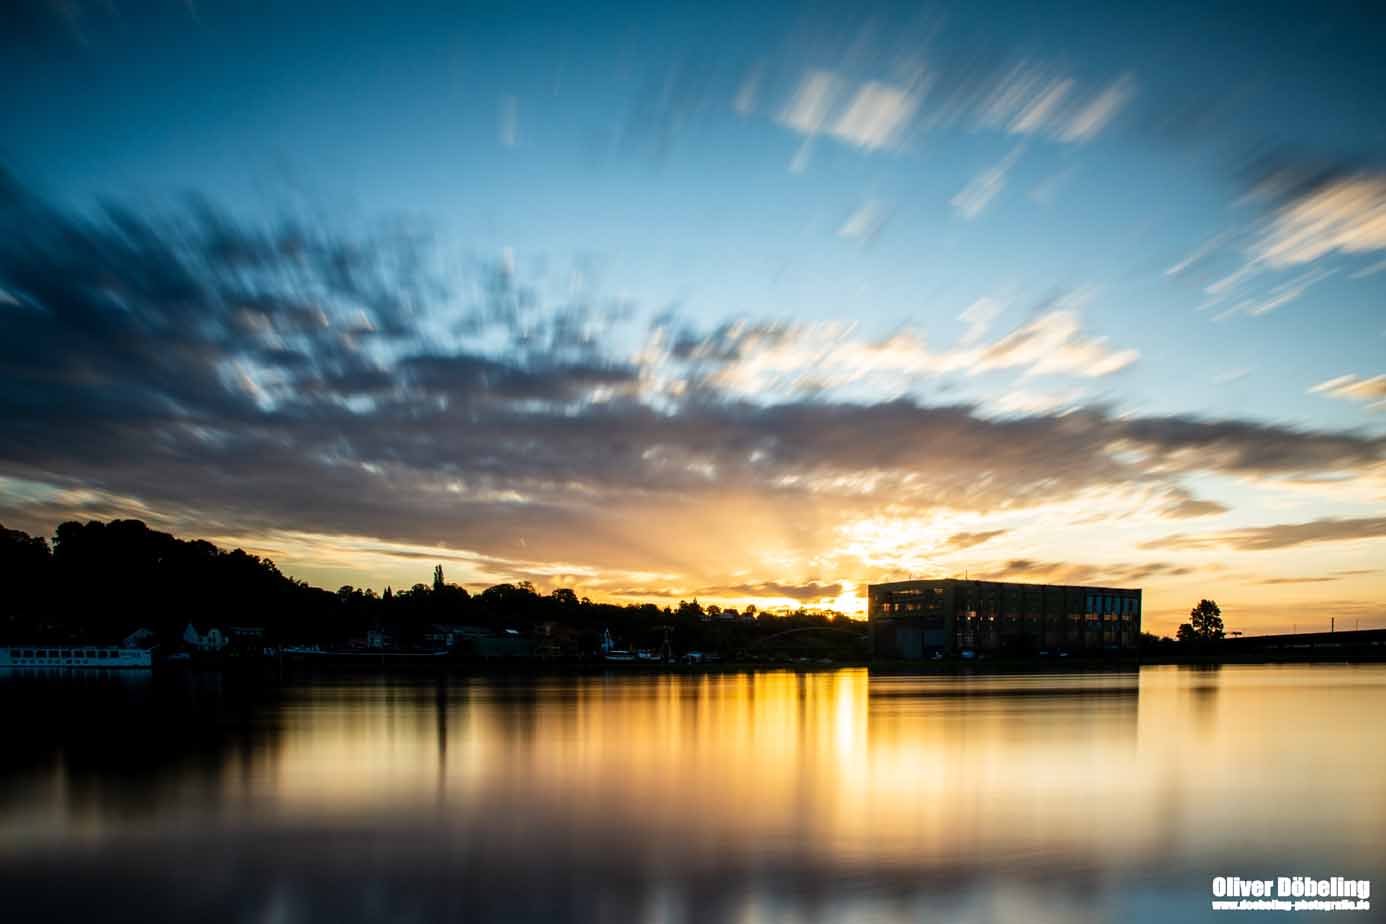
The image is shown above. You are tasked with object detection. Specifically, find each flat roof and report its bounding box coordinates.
[867,578,1141,593]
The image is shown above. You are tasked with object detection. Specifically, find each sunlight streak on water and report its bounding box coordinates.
[1,665,1383,922]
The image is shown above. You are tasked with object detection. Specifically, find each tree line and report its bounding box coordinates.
[0,519,850,656]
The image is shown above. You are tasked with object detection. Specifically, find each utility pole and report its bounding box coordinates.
[1331,617,1335,634]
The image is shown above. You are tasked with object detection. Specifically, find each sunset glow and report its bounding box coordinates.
[2,2,1384,636]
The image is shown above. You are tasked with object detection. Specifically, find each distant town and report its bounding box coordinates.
[3,519,1384,669]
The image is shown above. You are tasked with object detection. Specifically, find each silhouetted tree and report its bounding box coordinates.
[1178,599,1225,642]
[0,518,868,657]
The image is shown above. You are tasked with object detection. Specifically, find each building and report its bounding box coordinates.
[423,624,492,649]
[868,579,1140,659]
[183,623,227,652]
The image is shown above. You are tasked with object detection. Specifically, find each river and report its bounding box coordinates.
[1,664,1382,922]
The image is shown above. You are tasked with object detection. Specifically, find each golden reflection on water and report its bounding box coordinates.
[240,665,1386,872]
[3,664,1385,888]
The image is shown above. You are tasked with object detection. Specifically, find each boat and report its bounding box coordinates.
[0,645,153,669]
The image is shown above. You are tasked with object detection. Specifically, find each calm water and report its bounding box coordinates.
[1,664,1383,922]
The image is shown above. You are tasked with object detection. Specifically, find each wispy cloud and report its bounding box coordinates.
[831,81,920,150]
[779,70,842,136]
[1310,373,1386,411]
[939,529,1009,551]
[837,200,892,241]
[776,69,922,170]
[1350,257,1386,279]
[1142,516,1386,551]
[1058,75,1134,142]
[952,145,1024,220]
[957,297,1004,345]
[1254,173,1386,268]
[499,95,518,147]
[656,295,1137,399]
[732,64,762,116]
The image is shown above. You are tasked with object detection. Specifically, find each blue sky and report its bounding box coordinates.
[2,0,1384,632]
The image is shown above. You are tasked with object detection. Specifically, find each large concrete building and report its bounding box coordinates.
[868,579,1141,658]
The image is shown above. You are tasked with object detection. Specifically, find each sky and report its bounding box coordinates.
[1,0,1384,634]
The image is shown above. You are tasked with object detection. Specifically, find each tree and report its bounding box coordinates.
[1178,599,1224,642]
[433,564,445,593]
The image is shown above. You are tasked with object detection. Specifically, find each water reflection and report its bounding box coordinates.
[0,665,1383,922]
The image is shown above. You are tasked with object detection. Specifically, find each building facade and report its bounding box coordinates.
[868,579,1141,658]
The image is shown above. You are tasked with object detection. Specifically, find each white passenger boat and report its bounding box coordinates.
[0,645,154,669]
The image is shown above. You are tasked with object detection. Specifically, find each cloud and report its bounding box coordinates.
[774,69,922,170]
[3,177,1384,593]
[837,200,892,241]
[952,146,1023,220]
[974,304,1138,378]
[991,558,1192,585]
[1009,79,1074,135]
[654,298,1138,399]
[939,529,1009,552]
[1141,516,1386,552]
[1058,76,1134,143]
[1253,173,1386,268]
[1210,368,1250,386]
[1167,233,1230,277]
[990,389,1084,416]
[499,95,518,147]
[1350,257,1386,279]
[711,581,844,602]
[1160,494,1230,519]
[830,81,920,150]
[778,70,842,137]
[957,297,1003,345]
[1310,374,1386,411]
[732,65,761,116]
[977,65,1130,143]
[1215,266,1334,319]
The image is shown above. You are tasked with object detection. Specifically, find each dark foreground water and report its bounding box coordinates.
[1,664,1382,922]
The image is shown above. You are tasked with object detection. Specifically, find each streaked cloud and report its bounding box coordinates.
[1167,232,1231,277]
[499,95,518,147]
[991,389,1085,416]
[1350,257,1386,279]
[778,69,842,137]
[837,199,892,241]
[992,558,1192,585]
[979,65,1130,143]
[958,296,1004,345]
[1254,173,1386,268]
[2,176,1384,615]
[656,296,1138,399]
[831,81,921,150]
[1215,266,1334,319]
[708,580,843,602]
[977,303,1138,378]
[1310,373,1386,411]
[776,69,922,170]
[1160,494,1230,519]
[939,529,1009,552]
[732,64,762,116]
[1058,75,1134,142]
[952,145,1023,219]
[1142,516,1386,552]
